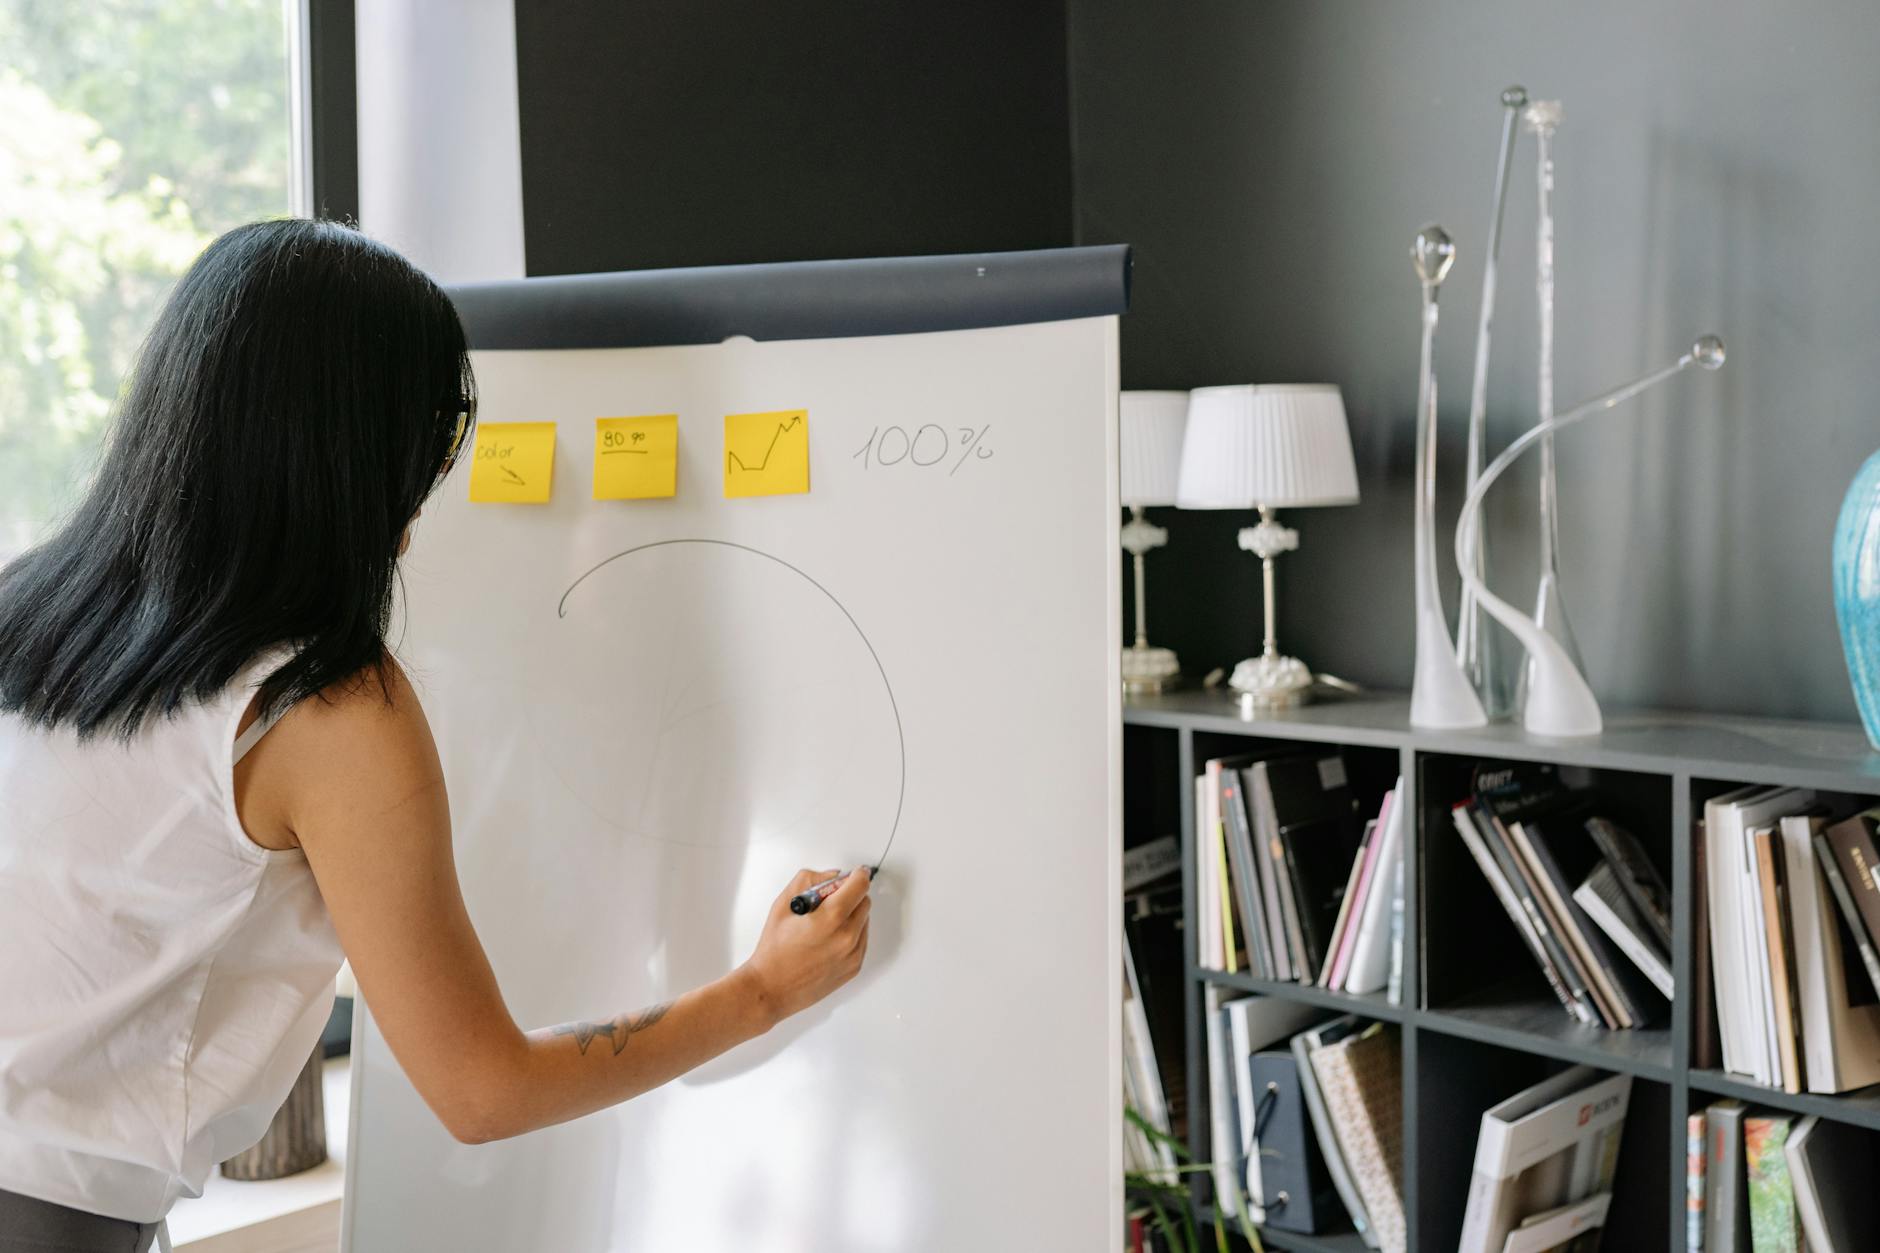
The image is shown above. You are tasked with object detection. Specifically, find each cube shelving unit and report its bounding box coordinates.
[1123,689,1880,1253]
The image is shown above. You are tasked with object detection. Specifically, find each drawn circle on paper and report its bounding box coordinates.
[534,540,904,859]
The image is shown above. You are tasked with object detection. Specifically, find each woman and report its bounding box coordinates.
[0,219,872,1252]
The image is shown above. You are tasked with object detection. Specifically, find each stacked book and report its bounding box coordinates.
[1123,836,1186,1182]
[1457,1066,1633,1253]
[1702,794,1880,1093]
[1197,749,1406,1001]
[1449,763,1671,1030]
[1688,1101,1876,1252]
[1203,993,1406,1252]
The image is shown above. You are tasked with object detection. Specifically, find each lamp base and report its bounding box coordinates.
[1228,652,1312,708]
[1122,643,1181,695]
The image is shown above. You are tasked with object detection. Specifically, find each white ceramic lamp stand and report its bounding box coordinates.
[1176,384,1359,709]
[1119,390,1190,693]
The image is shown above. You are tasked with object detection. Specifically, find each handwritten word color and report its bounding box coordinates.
[593,415,679,500]
[469,422,556,504]
[723,409,809,498]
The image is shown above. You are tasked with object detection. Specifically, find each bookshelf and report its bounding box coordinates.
[1124,688,1880,1252]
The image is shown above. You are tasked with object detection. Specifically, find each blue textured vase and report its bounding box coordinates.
[1833,449,1880,750]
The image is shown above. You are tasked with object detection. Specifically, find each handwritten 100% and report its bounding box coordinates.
[852,425,993,476]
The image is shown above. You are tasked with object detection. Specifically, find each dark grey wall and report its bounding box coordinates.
[1072,0,1880,721]
[514,0,1073,276]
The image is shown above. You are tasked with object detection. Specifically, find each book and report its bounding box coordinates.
[1706,788,1813,1084]
[1813,830,1880,999]
[1251,753,1364,978]
[1293,1016,1378,1248]
[1456,1066,1631,1253]
[1705,790,1770,1080]
[1785,814,1880,1094]
[1514,805,1666,1027]
[1125,877,1188,1137]
[1821,811,1880,959]
[1197,775,1221,971]
[1121,1018,1164,1177]
[1449,801,1590,1025]
[1499,1193,1612,1253]
[1470,766,1607,1026]
[1506,809,1632,1028]
[1746,797,1818,1084]
[1121,1062,1149,1174]
[1224,997,1323,1217]
[1204,985,1244,1217]
[1247,1050,1342,1234]
[1247,760,1309,977]
[1752,828,1804,1093]
[1207,759,1244,974]
[1705,1100,1751,1253]
[1576,862,1674,998]
[1585,817,1672,951]
[1694,822,1721,1071]
[1123,932,1177,1180]
[1480,810,1612,1027]
[1784,1114,1880,1252]
[1743,1114,1799,1253]
[1219,758,1276,979]
[1386,854,1406,1006]
[1321,816,1378,987]
[1688,1111,1707,1253]
[1310,1024,1405,1253]
[1123,834,1181,891]
[1241,764,1296,980]
[1346,781,1406,996]
[1806,822,1880,1008]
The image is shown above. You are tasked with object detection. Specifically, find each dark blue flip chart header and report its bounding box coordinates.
[447,245,1131,351]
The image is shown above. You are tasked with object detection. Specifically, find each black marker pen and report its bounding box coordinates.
[790,867,878,915]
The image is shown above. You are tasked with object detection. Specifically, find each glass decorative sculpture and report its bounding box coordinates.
[1833,448,1880,750]
[1456,85,1528,719]
[1408,225,1489,729]
[1520,99,1587,714]
[1455,337,1725,736]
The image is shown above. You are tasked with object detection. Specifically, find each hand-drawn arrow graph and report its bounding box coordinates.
[723,409,810,498]
[726,414,801,473]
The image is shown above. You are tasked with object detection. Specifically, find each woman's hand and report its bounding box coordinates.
[739,866,872,1027]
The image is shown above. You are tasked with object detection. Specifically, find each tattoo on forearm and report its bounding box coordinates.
[551,1003,673,1056]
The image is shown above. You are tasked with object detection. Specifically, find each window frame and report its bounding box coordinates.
[305,0,359,223]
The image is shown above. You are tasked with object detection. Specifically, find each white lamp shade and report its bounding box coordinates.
[1175,384,1359,510]
[1119,390,1189,507]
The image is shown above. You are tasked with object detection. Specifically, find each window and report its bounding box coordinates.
[0,0,301,558]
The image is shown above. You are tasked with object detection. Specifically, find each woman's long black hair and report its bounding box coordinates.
[0,219,474,738]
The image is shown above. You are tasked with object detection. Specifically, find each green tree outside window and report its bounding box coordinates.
[0,0,293,556]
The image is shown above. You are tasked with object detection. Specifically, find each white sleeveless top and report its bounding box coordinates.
[0,653,342,1223]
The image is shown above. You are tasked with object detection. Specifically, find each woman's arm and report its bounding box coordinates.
[234,660,871,1144]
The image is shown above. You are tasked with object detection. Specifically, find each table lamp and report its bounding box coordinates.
[1119,390,1190,694]
[1176,384,1359,708]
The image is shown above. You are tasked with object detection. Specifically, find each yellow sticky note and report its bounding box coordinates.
[469,422,556,504]
[723,409,809,498]
[593,415,678,500]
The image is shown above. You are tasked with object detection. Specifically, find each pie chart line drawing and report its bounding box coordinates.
[557,537,907,870]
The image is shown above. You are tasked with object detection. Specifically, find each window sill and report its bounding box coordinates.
[167,1056,349,1252]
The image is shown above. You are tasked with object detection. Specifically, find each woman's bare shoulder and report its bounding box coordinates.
[238,654,445,849]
